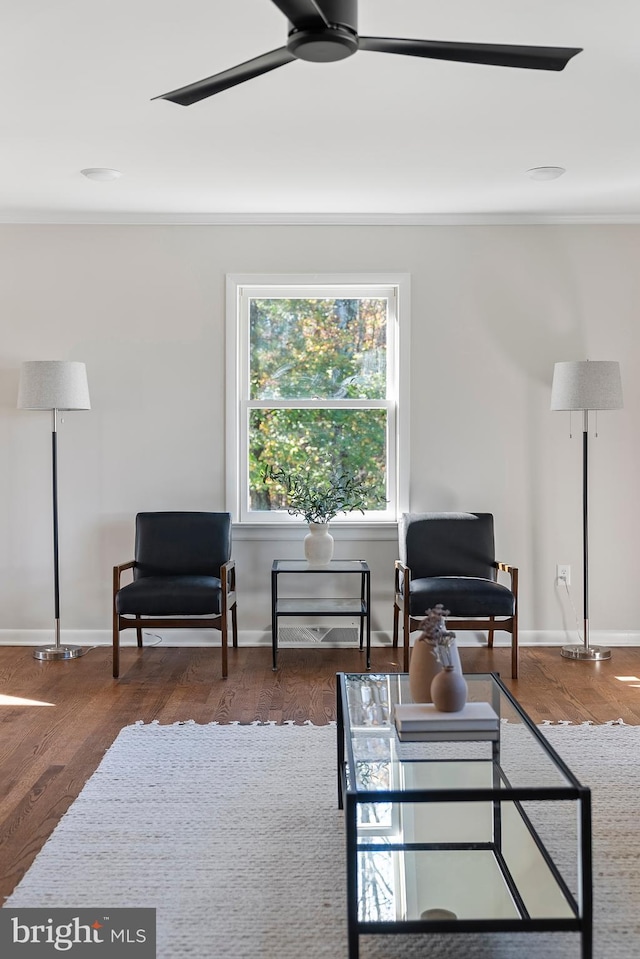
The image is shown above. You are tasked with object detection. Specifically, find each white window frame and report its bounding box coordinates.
[225,273,410,526]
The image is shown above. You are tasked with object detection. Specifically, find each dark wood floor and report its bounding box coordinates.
[1,642,639,905]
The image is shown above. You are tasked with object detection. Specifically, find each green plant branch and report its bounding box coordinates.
[262,465,373,524]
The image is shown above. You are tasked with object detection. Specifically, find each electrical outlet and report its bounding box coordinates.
[556,564,571,586]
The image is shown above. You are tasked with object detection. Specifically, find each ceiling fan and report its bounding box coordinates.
[155,0,582,107]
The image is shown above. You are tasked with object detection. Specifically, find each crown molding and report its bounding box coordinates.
[1,211,640,226]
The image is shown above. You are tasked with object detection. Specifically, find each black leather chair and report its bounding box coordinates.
[112,511,237,679]
[393,512,519,678]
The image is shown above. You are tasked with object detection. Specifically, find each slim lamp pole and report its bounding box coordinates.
[18,360,91,661]
[582,411,589,649]
[551,360,623,663]
[51,408,63,652]
[580,410,590,651]
[562,407,608,660]
[32,406,83,661]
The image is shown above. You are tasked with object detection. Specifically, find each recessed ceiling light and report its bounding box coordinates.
[80,168,122,181]
[526,166,566,181]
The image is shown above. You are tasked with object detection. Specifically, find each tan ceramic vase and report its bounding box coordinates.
[430,666,468,712]
[409,637,442,703]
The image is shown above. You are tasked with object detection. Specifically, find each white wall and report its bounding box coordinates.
[0,223,638,644]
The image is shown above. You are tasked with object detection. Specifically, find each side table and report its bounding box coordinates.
[271,560,371,670]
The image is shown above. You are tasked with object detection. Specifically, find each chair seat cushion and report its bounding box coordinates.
[409,576,515,618]
[116,576,222,616]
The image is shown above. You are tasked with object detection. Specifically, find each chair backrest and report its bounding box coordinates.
[400,512,496,580]
[134,512,232,578]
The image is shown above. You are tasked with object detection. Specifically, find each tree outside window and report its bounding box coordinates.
[249,297,387,512]
[227,276,408,524]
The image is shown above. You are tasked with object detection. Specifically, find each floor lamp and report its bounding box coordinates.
[550,360,623,661]
[18,360,91,661]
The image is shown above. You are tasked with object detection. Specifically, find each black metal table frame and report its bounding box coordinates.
[336,671,593,959]
[270,560,371,670]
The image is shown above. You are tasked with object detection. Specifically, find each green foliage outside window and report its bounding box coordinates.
[248,297,388,513]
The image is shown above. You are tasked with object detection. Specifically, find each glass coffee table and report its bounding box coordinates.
[336,672,592,959]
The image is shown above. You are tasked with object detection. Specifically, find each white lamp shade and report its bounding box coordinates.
[550,360,623,411]
[18,360,91,411]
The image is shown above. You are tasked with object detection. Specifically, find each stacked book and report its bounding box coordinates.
[393,701,500,742]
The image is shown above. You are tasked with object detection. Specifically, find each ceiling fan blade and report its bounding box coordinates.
[154,47,297,105]
[358,37,582,71]
[269,0,329,30]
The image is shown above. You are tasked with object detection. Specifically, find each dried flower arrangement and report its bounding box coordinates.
[418,605,457,668]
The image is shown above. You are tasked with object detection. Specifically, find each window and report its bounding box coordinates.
[226,274,409,524]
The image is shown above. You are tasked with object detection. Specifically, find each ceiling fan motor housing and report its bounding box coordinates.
[287,0,359,62]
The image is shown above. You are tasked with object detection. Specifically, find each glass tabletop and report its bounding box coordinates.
[340,672,582,793]
[273,560,368,572]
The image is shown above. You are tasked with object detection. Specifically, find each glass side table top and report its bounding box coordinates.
[272,560,369,573]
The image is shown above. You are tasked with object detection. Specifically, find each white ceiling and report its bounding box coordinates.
[3,0,639,222]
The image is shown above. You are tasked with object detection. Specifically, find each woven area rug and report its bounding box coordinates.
[4,721,639,958]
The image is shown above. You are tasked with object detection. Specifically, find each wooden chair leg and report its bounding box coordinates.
[112,613,120,679]
[392,600,399,648]
[112,566,121,678]
[511,616,519,680]
[136,627,143,648]
[403,610,411,672]
[487,616,495,648]
[231,603,238,648]
[221,608,228,679]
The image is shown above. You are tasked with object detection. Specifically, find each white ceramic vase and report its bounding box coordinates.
[304,522,334,565]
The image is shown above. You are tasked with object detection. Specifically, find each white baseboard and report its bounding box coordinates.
[1,629,640,647]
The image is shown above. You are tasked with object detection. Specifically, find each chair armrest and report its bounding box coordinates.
[394,560,410,599]
[221,559,237,608]
[496,562,518,599]
[113,560,136,596]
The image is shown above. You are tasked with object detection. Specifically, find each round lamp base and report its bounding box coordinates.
[561,644,611,662]
[33,645,84,661]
